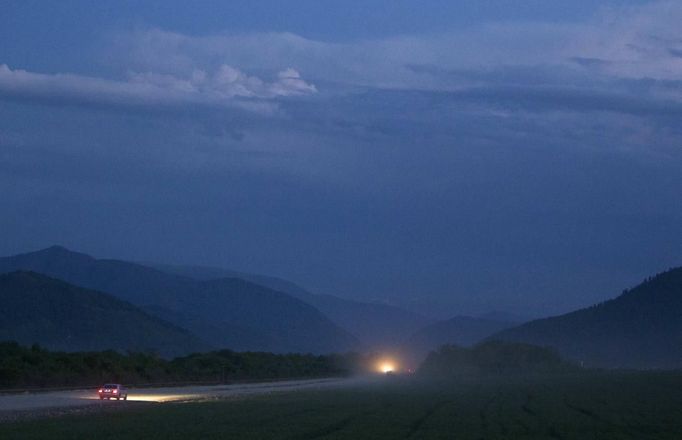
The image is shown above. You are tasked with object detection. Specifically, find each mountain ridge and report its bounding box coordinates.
[0,246,359,354]
[150,262,432,348]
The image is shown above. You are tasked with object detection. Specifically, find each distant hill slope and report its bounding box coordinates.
[0,271,207,357]
[151,263,432,348]
[491,267,682,368]
[405,316,515,362]
[0,247,359,354]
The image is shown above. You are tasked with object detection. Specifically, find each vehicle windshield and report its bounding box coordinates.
[103,384,117,389]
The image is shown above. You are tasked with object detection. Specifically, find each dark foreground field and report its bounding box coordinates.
[2,371,682,439]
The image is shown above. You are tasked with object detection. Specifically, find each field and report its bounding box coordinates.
[2,371,682,439]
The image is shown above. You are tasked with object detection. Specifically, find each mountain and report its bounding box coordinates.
[150,264,313,298]
[0,271,207,357]
[491,267,682,368]
[407,316,514,350]
[477,311,530,324]
[151,263,432,348]
[403,316,514,364]
[0,246,359,354]
[295,293,432,348]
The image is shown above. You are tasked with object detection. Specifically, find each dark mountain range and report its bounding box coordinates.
[405,315,515,362]
[0,247,358,354]
[0,271,207,357]
[491,267,682,368]
[477,311,530,324]
[151,263,432,348]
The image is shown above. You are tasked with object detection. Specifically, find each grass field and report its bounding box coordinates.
[2,371,682,439]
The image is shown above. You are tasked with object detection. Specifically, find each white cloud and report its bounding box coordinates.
[0,63,316,113]
[128,65,315,99]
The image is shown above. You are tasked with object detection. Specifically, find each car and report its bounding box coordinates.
[98,383,128,401]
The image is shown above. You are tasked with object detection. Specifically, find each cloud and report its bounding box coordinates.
[0,63,316,114]
[110,26,575,90]
[1,0,680,157]
[668,48,682,58]
[563,1,682,81]
[446,85,682,118]
[128,65,316,99]
[94,1,682,119]
[3,1,680,119]
[396,65,682,119]
[112,2,680,83]
[569,57,613,68]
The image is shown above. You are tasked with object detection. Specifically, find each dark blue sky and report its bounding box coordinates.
[1,0,681,318]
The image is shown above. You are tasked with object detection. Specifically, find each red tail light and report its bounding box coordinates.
[113,389,118,393]
[98,389,102,393]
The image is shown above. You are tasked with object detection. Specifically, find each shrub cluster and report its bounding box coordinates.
[419,340,576,377]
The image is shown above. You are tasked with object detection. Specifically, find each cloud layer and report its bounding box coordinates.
[0,63,316,114]
[1,1,681,119]
[112,1,682,86]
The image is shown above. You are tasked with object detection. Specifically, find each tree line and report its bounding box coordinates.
[0,341,366,389]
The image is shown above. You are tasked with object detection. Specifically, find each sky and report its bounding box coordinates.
[1,0,682,319]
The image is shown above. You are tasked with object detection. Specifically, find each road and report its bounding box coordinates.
[0,377,360,415]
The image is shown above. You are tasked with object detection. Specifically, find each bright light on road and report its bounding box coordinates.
[377,360,396,374]
[125,394,190,402]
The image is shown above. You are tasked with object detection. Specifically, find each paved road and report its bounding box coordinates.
[0,377,360,414]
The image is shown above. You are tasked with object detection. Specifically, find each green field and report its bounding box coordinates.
[3,372,682,439]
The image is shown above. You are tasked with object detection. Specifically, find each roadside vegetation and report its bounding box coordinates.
[0,342,365,389]
[418,340,578,378]
[0,340,579,390]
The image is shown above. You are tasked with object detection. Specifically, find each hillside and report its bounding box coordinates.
[405,316,514,362]
[152,263,432,348]
[0,247,359,354]
[491,267,682,368]
[0,271,207,357]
